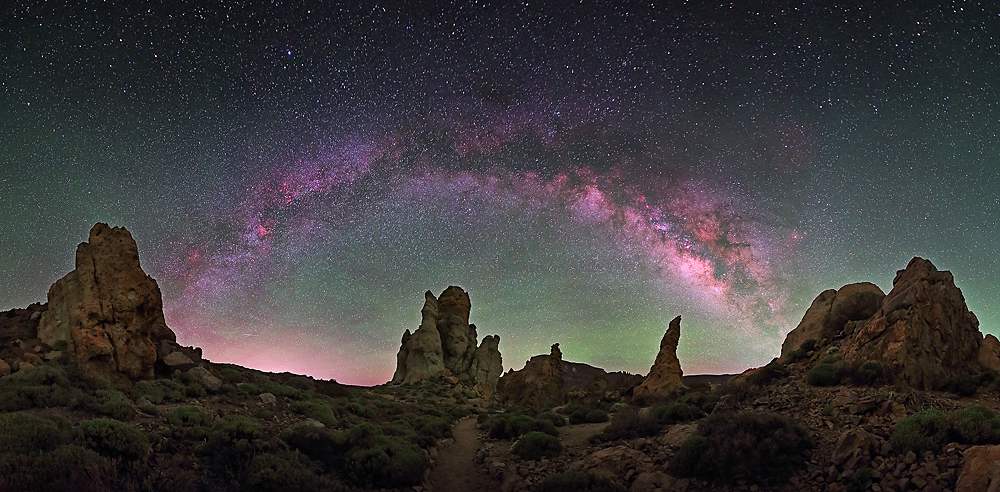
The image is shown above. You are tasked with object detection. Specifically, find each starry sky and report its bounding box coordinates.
[2,2,998,386]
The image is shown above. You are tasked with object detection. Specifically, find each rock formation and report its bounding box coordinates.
[391,286,503,399]
[633,315,686,397]
[780,282,885,359]
[36,223,181,387]
[837,257,983,389]
[496,343,566,409]
[979,334,1000,372]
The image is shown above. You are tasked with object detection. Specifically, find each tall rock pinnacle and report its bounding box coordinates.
[633,315,686,397]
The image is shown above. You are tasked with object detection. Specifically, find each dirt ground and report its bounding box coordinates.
[429,418,502,492]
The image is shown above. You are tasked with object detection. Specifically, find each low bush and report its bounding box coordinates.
[0,412,69,454]
[678,392,720,413]
[0,444,116,492]
[512,431,563,460]
[280,423,347,470]
[531,471,627,492]
[243,450,346,492]
[538,412,567,427]
[289,400,338,427]
[892,406,1000,454]
[342,424,428,488]
[569,410,588,425]
[486,412,558,440]
[166,406,212,440]
[0,364,83,411]
[746,360,787,386]
[74,418,149,461]
[655,402,704,424]
[584,409,609,423]
[96,389,137,420]
[940,372,980,397]
[807,363,839,386]
[600,407,662,441]
[132,379,185,404]
[203,414,267,485]
[669,411,814,483]
[891,409,948,455]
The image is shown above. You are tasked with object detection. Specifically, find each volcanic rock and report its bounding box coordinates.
[496,344,565,409]
[37,223,177,387]
[391,286,502,398]
[0,359,9,377]
[840,257,983,389]
[980,334,1000,372]
[780,282,885,359]
[954,445,1000,492]
[633,315,686,397]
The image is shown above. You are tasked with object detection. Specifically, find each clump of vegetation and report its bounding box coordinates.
[654,401,704,424]
[0,444,116,492]
[600,406,662,441]
[746,360,788,386]
[786,339,818,363]
[0,364,85,411]
[484,411,558,440]
[677,391,720,414]
[538,412,567,427]
[96,389,138,420]
[807,362,839,386]
[0,412,70,454]
[584,409,609,423]
[532,472,626,492]
[512,431,563,460]
[166,405,212,440]
[669,411,814,484]
[242,450,343,492]
[807,358,885,387]
[892,406,1000,455]
[289,400,338,427]
[203,414,268,485]
[342,423,428,488]
[132,379,185,404]
[74,418,149,462]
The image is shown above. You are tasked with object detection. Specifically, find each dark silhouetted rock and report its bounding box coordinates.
[780,282,885,359]
[497,343,565,409]
[840,257,982,389]
[634,315,686,397]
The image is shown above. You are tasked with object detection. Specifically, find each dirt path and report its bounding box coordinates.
[429,418,501,492]
[558,421,610,451]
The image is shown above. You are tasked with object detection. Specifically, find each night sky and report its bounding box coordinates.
[2,2,998,386]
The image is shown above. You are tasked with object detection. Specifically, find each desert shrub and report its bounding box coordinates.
[807,363,839,386]
[669,411,814,483]
[284,376,316,391]
[219,367,246,384]
[822,405,834,416]
[74,418,149,461]
[512,431,563,460]
[569,410,588,425]
[747,360,787,386]
[0,364,82,411]
[981,366,999,385]
[655,402,705,424]
[940,372,979,397]
[891,409,948,455]
[166,406,212,440]
[203,414,267,485]
[0,444,116,492]
[184,381,207,398]
[799,339,819,353]
[243,451,345,492]
[238,383,264,395]
[600,406,662,441]
[132,379,185,404]
[678,392,720,413]
[948,406,1000,445]
[584,409,609,423]
[411,414,452,446]
[716,377,760,404]
[0,412,70,453]
[96,389,138,420]
[532,471,627,492]
[280,423,347,470]
[342,425,428,488]
[538,412,567,427]
[348,401,375,418]
[290,400,338,427]
[856,361,884,386]
[487,413,557,440]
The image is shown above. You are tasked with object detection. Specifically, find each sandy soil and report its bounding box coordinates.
[429,418,502,492]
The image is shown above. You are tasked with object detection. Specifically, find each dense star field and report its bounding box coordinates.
[2,2,998,385]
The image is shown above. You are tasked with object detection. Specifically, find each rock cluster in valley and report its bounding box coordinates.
[391,286,504,399]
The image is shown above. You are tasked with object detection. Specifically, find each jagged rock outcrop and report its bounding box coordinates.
[780,282,885,359]
[839,257,983,390]
[496,343,566,409]
[633,315,686,397]
[391,286,502,399]
[980,334,1000,372]
[36,223,180,387]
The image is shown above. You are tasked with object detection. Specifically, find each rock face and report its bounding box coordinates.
[37,223,178,386]
[980,334,1000,372]
[780,282,885,359]
[840,257,982,390]
[496,343,565,409]
[633,315,686,397]
[391,286,503,399]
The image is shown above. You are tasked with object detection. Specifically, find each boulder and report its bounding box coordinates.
[0,359,9,377]
[496,344,566,409]
[37,223,177,387]
[162,351,197,372]
[188,366,222,392]
[840,257,983,389]
[955,445,1000,492]
[633,315,686,397]
[780,282,885,359]
[391,286,502,398]
[980,334,1000,372]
